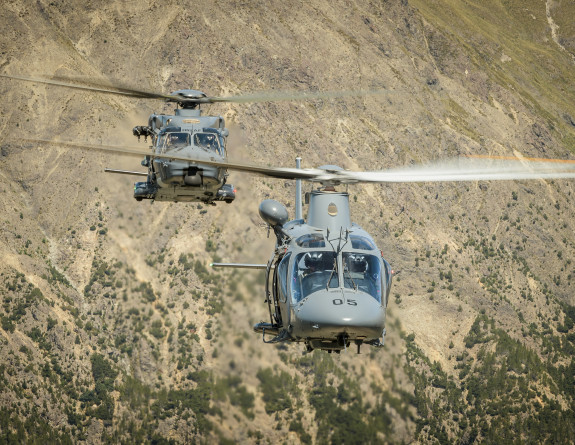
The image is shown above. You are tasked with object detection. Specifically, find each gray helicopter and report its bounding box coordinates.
[208,155,575,353]
[128,88,234,204]
[1,74,239,204]
[215,160,393,353]
[247,186,393,354]
[1,74,386,205]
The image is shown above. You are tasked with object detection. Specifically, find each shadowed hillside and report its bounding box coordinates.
[1,0,574,443]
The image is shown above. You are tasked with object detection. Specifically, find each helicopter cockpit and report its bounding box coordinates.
[342,253,383,303]
[290,246,385,304]
[194,132,224,156]
[292,251,338,302]
[158,131,191,151]
[155,128,225,157]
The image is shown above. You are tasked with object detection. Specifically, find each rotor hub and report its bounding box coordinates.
[166,89,209,108]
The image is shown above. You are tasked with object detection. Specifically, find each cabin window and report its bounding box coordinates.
[291,251,338,303]
[342,253,382,303]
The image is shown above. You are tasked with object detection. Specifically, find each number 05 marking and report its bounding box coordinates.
[332,299,357,306]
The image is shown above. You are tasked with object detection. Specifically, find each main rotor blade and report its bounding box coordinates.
[206,88,389,104]
[0,74,173,100]
[17,138,575,184]
[22,138,161,157]
[345,157,575,183]
[1,73,388,105]
[19,138,324,180]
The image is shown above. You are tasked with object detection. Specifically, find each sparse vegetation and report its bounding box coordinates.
[2,0,575,443]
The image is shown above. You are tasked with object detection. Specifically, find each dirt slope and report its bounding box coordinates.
[1,0,575,443]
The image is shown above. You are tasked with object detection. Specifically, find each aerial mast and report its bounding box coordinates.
[295,157,302,220]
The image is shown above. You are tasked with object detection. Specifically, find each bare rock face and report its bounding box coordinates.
[0,0,575,443]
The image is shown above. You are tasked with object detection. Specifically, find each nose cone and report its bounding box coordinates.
[293,289,385,341]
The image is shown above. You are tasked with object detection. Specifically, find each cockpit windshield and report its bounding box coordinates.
[342,253,382,303]
[194,132,224,156]
[158,132,190,151]
[292,251,338,302]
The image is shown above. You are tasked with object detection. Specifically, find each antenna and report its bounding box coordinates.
[295,157,302,220]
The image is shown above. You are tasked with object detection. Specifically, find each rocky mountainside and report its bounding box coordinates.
[1,0,575,443]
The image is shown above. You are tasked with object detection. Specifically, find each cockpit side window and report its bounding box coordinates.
[342,253,382,303]
[277,253,291,303]
[382,259,392,307]
[291,251,338,303]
